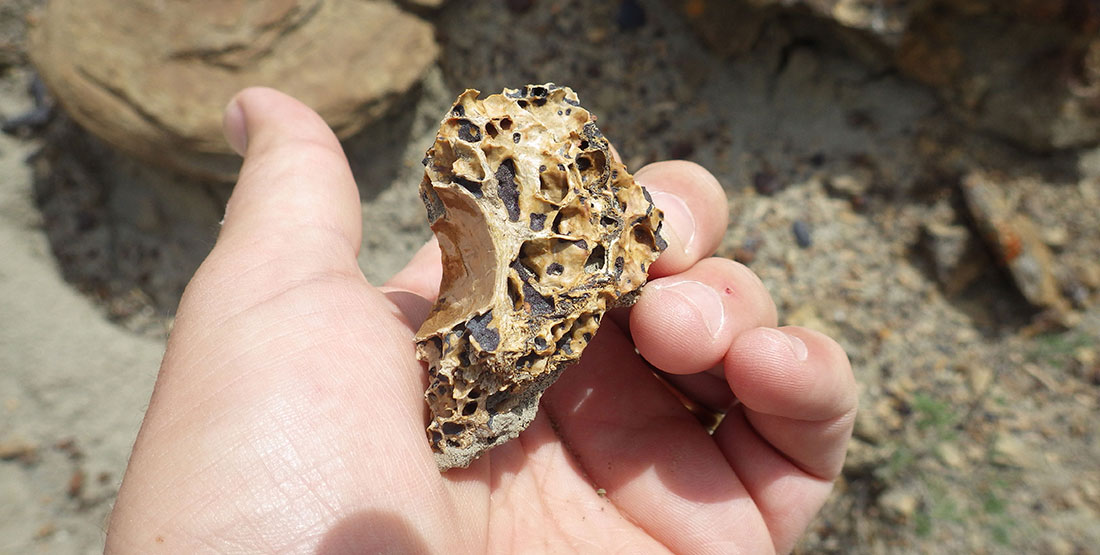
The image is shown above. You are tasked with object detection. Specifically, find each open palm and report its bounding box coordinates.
[106,88,856,554]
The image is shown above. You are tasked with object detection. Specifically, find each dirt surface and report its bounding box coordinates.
[1,0,1098,553]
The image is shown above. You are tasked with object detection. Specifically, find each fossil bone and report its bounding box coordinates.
[415,84,665,470]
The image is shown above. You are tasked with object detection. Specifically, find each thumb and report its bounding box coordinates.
[384,237,443,301]
[216,86,363,280]
[186,87,367,317]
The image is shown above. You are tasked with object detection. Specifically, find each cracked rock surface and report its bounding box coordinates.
[415,84,664,470]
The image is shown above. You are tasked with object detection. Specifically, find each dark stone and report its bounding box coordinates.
[616,0,646,31]
[793,220,813,248]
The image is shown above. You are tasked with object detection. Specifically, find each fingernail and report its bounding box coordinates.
[647,190,696,255]
[651,279,724,338]
[762,328,809,361]
[785,332,809,361]
[223,97,248,156]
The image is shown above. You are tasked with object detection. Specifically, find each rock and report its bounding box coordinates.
[853,402,889,445]
[1075,346,1097,368]
[1042,535,1077,555]
[732,236,762,265]
[896,3,1100,150]
[1040,224,1070,249]
[0,77,53,137]
[826,171,873,198]
[752,169,784,196]
[667,0,914,59]
[669,0,1100,150]
[1074,347,1100,385]
[0,0,35,70]
[29,0,438,179]
[964,363,993,395]
[792,220,813,248]
[415,84,665,470]
[960,171,1072,316]
[0,440,38,464]
[785,304,838,339]
[504,0,536,14]
[1078,259,1100,290]
[991,433,1037,468]
[666,0,777,58]
[842,438,883,472]
[920,220,987,296]
[616,0,648,31]
[936,442,964,469]
[878,487,919,521]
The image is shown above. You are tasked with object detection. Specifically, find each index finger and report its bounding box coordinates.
[633,160,729,277]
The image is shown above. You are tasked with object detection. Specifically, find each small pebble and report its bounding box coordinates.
[67,469,85,499]
[34,524,56,540]
[616,0,646,31]
[505,0,535,14]
[733,236,762,264]
[667,140,695,160]
[752,170,783,195]
[793,220,813,248]
[936,442,965,468]
[0,441,38,463]
[878,487,919,521]
[992,434,1036,468]
[733,246,756,264]
[1,106,54,136]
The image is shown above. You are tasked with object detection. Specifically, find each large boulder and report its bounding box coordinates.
[668,0,1100,151]
[29,0,438,179]
[895,1,1100,151]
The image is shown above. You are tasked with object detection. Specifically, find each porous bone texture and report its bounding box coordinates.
[415,84,666,470]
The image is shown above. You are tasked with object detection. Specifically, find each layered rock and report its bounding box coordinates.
[668,0,1100,150]
[29,0,438,178]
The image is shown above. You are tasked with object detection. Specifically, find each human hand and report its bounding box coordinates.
[105,88,856,554]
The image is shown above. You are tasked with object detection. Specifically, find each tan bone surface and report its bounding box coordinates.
[415,84,665,470]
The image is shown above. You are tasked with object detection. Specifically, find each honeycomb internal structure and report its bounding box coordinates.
[415,84,665,470]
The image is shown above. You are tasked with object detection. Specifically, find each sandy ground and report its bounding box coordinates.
[0,69,163,553]
[2,1,1099,553]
